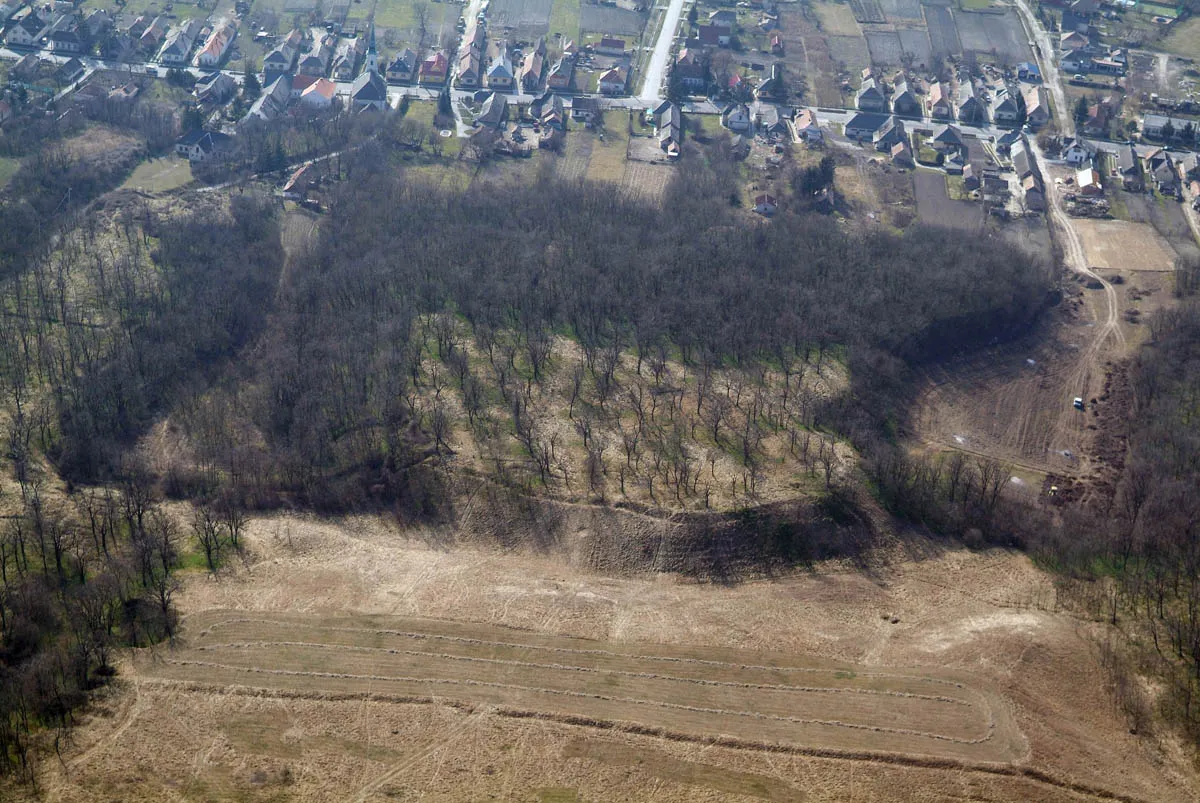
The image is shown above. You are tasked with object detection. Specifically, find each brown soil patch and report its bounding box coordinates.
[1073,219,1178,272]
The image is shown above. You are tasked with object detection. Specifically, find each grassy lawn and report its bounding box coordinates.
[1107,188,1131,220]
[585,119,629,182]
[946,174,971,200]
[0,157,19,190]
[79,0,211,21]
[1158,16,1200,55]
[549,0,581,41]
[120,157,195,193]
[958,0,996,9]
[811,1,861,37]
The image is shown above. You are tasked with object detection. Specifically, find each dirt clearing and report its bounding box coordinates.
[1073,218,1177,272]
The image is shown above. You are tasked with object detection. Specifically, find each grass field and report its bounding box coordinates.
[812,1,861,37]
[141,609,1023,762]
[119,157,195,193]
[550,0,582,41]
[0,157,19,190]
[584,120,629,182]
[1158,16,1200,55]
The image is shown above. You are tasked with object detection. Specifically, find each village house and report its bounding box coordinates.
[891,77,920,117]
[752,101,790,139]
[56,57,85,84]
[291,74,319,98]
[194,21,236,68]
[49,25,85,54]
[872,116,906,151]
[1115,143,1143,191]
[791,107,822,143]
[1061,137,1093,165]
[1142,113,1193,143]
[844,111,889,141]
[571,95,599,123]
[530,92,566,130]
[4,13,43,47]
[1060,49,1090,73]
[243,75,291,123]
[158,19,202,65]
[594,37,625,56]
[263,29,303,77]
[990,85,1024,126]
[476,91,509,128]
[332,37,367,82]
[1077,167,1103,195]
[753,194,777,216]
[194,70,236,103]
[956,78,987,125]
[673,48,706,93]
[709,9,737,27]
[696,24,731,47]
[487,50,514,89]
[386,49,418,83]
[755,62,785,99]
[1081,97,1114,136]
[598,66,628,95]
[927,81,953,120]
[1060,30,1089,50]
[1022,174,1046,211]
[1147,149,1180,197]
[175,129,235,162]
[1023,85,1049,128]
[655,101,682,157]
[931,123,963,152]
[519,48,545,92]
[419,50,449,84]
[137,15,168,53]
[891,140,915,169]
[722,102,753,133]
[856,77,887,112]
[545,58,572,90]
[300,77,337,108]
[457,51,482,87]
[298,35,335,76]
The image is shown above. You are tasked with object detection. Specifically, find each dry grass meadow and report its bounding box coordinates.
[28,513,1200,802]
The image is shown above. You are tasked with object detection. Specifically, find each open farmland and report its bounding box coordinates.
[954,9,1032,64]
[141,610,1026,763]
[924,3,962,61]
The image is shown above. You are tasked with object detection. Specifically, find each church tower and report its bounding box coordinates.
[364,22,378,75]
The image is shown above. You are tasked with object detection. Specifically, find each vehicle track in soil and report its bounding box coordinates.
[917,1,1127,480]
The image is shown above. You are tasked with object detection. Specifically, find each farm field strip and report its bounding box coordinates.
[144,611,1024,762]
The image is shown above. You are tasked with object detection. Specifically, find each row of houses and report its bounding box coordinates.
[858,71,1048,129]
[1110,143,1200,196]
[3,6,113,54]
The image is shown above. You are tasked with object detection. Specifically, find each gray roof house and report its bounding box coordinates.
[856,77,887,112]
[872,116,906,151]
[844,111,889,140]
[351,68,388,110]
[476,92,509,127]
[956,79,987,125]
[891,79,920,117]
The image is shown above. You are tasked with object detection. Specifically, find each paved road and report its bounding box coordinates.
[1013,0,1071,134]
[638,0,689,104]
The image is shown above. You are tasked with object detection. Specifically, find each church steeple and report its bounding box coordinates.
[365,22,378,75]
